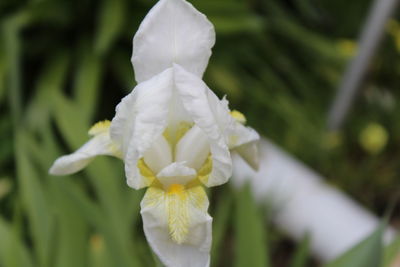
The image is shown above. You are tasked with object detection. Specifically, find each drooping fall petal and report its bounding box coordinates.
[49,121,121,175]
[141,186,212,267]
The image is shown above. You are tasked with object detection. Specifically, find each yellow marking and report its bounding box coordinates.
[137,158,156,185]
[187,186,207,210]
[175,122,193,142]
[230,110,246,124]
[163,130,170,143]
[163,122,192,155]
[88,120,111,136]
[168,184,185,194]
[197,155,212,185]
[167,184,189,244]
[185,178,202,188]
[142,187,164,207]
[143,185,208,245]
[166,185,208,244]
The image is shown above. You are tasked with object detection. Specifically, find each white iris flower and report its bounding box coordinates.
[49,0,259,266]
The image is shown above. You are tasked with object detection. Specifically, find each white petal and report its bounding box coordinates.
[228,121,259,170]
[175,125,210,171]
[110,68,174,189]
[207,92,260,170]
[157,162,196,188]
[173,64,232,187]
[207,93,236,135]
[49,132,120,175]
[229,123,259,149]
[109,89,138,155]
[143,135,173,174]
[235,140,259,171]
[141,186,211,267]
[132,0,215,83]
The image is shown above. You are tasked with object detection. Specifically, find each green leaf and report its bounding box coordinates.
[290,233,311,267]
[52,91,90,148]
[0,216,34,267]
[74,45,103,122]
[15,132,54,267]
[234,184,270,267]
[211,187,233,266]
[383,235,400,267]
[51,179,90,267]
[60,178,140,267]
[209,15,263,34]
[25,52,69,131]
[0,44,6,103]
[324,224,384,267]
[95,0,125,55]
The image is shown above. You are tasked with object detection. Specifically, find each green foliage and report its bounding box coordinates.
[234,184,270,267]
[0,0,399,266]
[383,235,400,267]
[324,224,384,267]
[290,234,311,267]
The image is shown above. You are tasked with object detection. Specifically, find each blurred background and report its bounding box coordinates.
[0,0,400,266]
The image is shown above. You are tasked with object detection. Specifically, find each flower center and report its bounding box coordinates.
[140,122,212,189]
[167,183,185,194]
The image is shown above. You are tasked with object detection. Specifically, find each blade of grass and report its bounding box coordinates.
[211,187,233,266]
[290,233,311,267]
[15,132,54,267]
[324,223,384,267]
[234,184,270,267]
[383,235,400,267]
[74,45,103,122]
[0,216,35,267]
[95,0,125,55]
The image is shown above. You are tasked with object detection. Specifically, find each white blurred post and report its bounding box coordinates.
[231,138,397,262]
[328,0,400,130]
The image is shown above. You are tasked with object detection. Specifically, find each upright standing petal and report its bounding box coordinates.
[173,64,232,187]
[132,0,215,83]
[110,68,174,189]
[175,125,210,170]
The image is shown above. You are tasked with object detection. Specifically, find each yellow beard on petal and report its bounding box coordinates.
[167,184,189,244]
[142,184,208,245]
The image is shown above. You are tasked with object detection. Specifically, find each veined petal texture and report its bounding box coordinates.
[141,186,212,267]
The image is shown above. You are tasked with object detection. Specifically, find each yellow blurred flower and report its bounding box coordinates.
[323,132,343,150]
[90,234,105,253]
[337,39,358,58]
[0,178,12,200]
[359,123,388,155]
[386,19,400,52]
